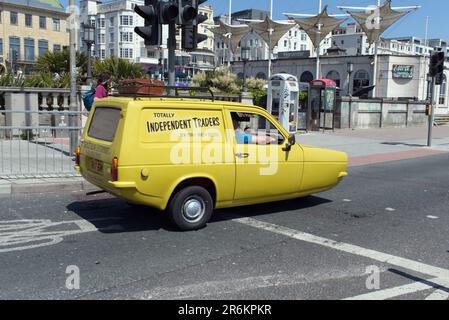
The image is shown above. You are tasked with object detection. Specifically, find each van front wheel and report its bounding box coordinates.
[168,186,213,231]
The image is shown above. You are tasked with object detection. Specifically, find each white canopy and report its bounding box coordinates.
[347,0,410,45]
[208,20,251,54]
[290,6,347,48]
[247,17,296,50]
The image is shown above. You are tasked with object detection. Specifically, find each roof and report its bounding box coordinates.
[100,96,261,111]
[1,0,65,13]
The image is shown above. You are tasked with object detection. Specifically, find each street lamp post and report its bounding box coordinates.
[347,61,354,97]
[241,47,250,92]
[82,22,95,86]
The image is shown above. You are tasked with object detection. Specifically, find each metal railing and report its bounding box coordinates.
[0,110,88,179]
[0,87,88,179]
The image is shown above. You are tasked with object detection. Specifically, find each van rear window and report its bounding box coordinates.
[88,107,121,142]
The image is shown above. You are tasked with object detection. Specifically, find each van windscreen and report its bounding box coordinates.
[88,107,121,142]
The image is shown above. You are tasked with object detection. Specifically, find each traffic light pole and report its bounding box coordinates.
[427,77,437,147]
[168,21,176,87]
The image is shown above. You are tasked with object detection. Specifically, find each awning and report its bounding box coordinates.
[347,0,410,45]
[247,17,296,50]
[208,20,251,53]
[289,6,346,48]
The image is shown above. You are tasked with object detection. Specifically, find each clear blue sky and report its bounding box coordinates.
[61,0,448,40]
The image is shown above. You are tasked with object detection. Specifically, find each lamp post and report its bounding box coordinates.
[82,21,95,86]
[241,46,250,92]
[347,61,354,97]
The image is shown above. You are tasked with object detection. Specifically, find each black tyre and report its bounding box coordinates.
[167,186,213,231]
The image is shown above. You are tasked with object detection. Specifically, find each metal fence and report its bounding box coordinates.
[0,87,245,179]
[0,110,87,179]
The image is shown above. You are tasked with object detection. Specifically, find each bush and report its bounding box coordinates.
[192,67,240,94]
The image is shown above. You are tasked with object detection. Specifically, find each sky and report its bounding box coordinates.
[60,0,449,40]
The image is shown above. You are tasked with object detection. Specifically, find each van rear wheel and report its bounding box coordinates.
[168,186,213,231]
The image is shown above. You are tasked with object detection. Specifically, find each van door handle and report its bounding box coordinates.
[235,153,250,159]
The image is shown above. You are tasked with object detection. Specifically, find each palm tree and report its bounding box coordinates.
[93,57,145,82]
[34,49,87,76]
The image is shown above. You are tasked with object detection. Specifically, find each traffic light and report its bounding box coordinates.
[158,1,179,24]
[429,50,445,85]
[180,0,208,50]
[134,0,161,46]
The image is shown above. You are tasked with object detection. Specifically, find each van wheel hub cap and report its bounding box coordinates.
[183,197,205,222]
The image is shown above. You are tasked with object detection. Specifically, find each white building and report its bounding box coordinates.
[79,0,154,65]
[79,0,214,77]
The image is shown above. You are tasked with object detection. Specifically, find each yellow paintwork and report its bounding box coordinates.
[77,97,348,211]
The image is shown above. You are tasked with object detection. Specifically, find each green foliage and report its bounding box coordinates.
[0,72,70,88]
[245,77,268,107]
[34,49,87,76]
[93,57,145,83]
[192,67,240,94]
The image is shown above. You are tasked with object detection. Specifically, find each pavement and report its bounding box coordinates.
[0,152,448,299]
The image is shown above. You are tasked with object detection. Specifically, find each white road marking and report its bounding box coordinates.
[139,267,371,300]
[425,289,449,300]
[426,215,439,219]
[344,278,449,300]
[385,207,396,212]
[232,217,449,296]
[0,218,123,253]
[343,199,352,202]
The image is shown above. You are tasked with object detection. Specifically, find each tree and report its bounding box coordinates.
[34,49,87,76]
[93,57,145,82]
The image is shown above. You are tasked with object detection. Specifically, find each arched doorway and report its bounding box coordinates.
[300,71,314,83]
[256,72,267,80]
[353,70,370,94]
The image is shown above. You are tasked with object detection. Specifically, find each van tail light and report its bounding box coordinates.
[75,146,81,166]
[111,157,118,181]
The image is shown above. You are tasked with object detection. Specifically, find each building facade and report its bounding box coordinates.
[79,0,214,78]
[0,0,70,74]
[232,54,449,116]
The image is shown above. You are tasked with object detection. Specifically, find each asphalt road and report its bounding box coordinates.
[1,153,449,300]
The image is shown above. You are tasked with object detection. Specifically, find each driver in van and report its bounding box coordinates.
[232,113,276,145]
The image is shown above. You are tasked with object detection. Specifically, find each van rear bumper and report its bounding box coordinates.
[79,170,165,210]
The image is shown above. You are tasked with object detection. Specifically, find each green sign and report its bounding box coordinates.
[393,65,414,79]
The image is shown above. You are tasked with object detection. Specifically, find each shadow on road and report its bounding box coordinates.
[67,195,332,233]
[381,142,425,148]
[388,268,449,294]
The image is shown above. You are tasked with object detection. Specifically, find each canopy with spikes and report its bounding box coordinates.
[289,6,347,48]
[208,20,251,53]
[246,17,296,50]
[347,0,410,45]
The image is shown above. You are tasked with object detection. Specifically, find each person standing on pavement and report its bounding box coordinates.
[94,73,112,100]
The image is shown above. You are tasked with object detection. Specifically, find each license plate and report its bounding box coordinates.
[88,158,103,174]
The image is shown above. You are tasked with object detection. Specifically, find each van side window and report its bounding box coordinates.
[230,112,285,145]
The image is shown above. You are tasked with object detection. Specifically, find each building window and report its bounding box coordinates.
[0,39,3,56]
[110,32,114,42]
[100,49,106,59]
[110,48,114,57]
[9,37,20,61]
[0,10,2,23]
[10,12,18,25]
[120,15,133,26]
[25,14,32,27]
[39,16,46,29]
[24,39,35,62]
[38,40,49,57]
[53,44,61,52]
[53,18,60,31]
[109,17,114,25]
